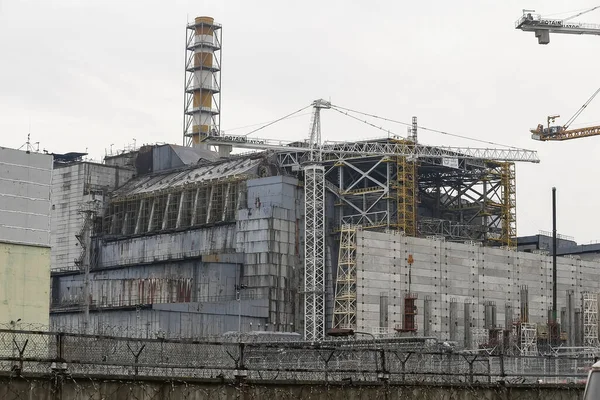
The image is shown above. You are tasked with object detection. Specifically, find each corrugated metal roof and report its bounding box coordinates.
[112,155,263,198]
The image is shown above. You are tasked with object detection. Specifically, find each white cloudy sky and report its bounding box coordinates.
[1,0,600,243]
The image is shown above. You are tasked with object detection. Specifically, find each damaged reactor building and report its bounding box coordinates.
[48,17,600,353]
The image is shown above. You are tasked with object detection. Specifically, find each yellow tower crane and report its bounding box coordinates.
[530,87,600,141]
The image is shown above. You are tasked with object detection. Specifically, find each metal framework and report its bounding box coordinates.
[332,224,358,329]
[205,134,540,162]
[184,18,222,146]
[519,322,538,356]
[396,153,418,235]
[201,114,539,337]
[303,165,325,341]
[532,124,600,141]
[500,163,517,247]
[583,292,599,347]
[103,178,243,237]
[303,100,329,341]
[395,138,418,236]
[516,9,600,44]
[2,329,596,383]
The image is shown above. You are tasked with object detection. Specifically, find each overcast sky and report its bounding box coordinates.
[1,0,600,243]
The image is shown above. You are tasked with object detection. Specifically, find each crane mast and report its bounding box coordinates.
[303,99,329,341]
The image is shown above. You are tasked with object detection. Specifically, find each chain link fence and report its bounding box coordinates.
[0,329,593,384]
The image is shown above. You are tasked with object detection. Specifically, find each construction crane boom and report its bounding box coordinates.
[204,134,541,163]
[530,87,600,141]
[531,124,600,141]
[515,7,600,44]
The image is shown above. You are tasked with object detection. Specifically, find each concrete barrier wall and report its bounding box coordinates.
[0,376,583,400]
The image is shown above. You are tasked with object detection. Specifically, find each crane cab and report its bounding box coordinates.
[583,360,600,399]
[530,124,565,140]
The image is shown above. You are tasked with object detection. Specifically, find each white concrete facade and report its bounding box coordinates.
[50,162,134,271]
[356,230,600,344]
[0,147,52,247]
[0,147,52,326]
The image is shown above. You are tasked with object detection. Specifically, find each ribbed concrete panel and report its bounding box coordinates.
[100,225,236,267]
[50,162,134,270]
[356,230,600,343]
[0,147,52,247]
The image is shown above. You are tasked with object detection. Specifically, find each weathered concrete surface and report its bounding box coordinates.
[0,375,583,400]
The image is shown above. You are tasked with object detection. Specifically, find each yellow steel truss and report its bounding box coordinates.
[395,140,418,237]
[500,162,517,247]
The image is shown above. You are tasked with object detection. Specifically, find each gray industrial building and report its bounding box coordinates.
[50,145,302,336]
[0,146,53,327]
[46,137,600,352]
[45,16,600,352]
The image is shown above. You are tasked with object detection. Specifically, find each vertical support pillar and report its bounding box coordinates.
[449,298,458,342]
[575,308,583,346]
[520,285,529,323]
[121,211,129,236]
[190,188,200,226]
[395,140,417,236]
[379,293,389,331]
[161,193,172,230]
[500,162,517,247]
[464,301,472,349]
[134,199,145,234]
[206,185,215,224]
[566,290,574,346]
[147,198,156,232]
[176,191,187,229]
[222,183,231,221]
[423,295,431,337]
[552,187,557,323]
[303,164,326,341]
[333,225,358,330]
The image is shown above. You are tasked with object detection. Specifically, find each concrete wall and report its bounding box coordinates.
[238,175,302,331]
[50,175,302,337]
[356,230,600,344]
[50,162,134,271]
[0,147,52,326]
[51,298,270,337]
[0,147,52,246]
[53,261,239,307]
[0,242,50,326]
[98,225,236,267]
[0,377,583,400]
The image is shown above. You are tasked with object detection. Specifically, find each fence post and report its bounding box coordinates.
[468,358,475,384]
[56,332,64,362]
[378,348,389,381]
[499,353,505,381]
[234,342,248,399]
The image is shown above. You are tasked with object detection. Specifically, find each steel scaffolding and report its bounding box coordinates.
[583,292,599,347]
[520,323,538,356]
[302,100,329,341]
[332,224,358,329]
[499,162,517,247]
[395,139,418,236]
[303,164,325,341]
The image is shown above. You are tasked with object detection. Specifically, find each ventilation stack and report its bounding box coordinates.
[184,17,222,149]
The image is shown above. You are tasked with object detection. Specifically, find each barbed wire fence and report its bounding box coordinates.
[0,326,594,399]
